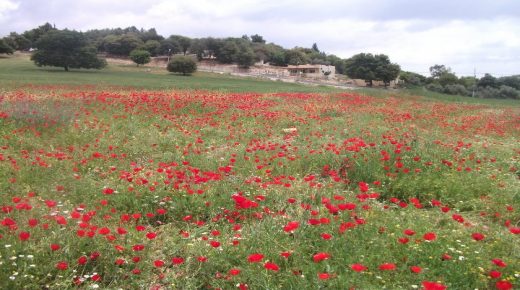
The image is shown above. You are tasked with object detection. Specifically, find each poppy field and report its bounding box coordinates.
[0,85,519,289]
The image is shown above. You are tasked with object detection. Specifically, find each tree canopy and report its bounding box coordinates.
[0,39,14,54]
[129,49,151,66]
[167,55,197,75]
[345,53,400,86]
[31,29,106,71]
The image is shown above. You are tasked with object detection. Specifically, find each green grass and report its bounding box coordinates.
[0,53,341,93]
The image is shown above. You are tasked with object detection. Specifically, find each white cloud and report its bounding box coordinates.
[0,0,18,17]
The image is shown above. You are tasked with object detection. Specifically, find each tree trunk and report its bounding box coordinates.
[64,66,69,72]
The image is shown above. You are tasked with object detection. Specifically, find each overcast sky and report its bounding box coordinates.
[1,0,519,76]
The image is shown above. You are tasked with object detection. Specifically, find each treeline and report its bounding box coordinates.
[0,23,347,71]
[1,23,402,83]
[400,65,520,99]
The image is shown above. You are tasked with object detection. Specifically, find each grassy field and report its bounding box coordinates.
[0,54,519,290]
[0,53,341,93]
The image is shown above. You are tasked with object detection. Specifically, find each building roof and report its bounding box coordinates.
[286,64,330,69]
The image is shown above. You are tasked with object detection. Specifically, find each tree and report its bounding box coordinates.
[251,34,266,43]
[311,43,319,52]
[3,32,31,51]
[375,61,401,87]
[345,53,399,86]
[285,49,310,65]
[438,72,458,87]
[344,53,378,86]
[169,35,191,55]
[23,22,56,47]
[0,39,14,54]
[498,75,520,90]
[158,38,181,56]
[31,29,106,71]
[142,40,161,56]
[167,55,197,75]
[429,64,451,79]
[478,73,499,88]
[399,71,426,87]
[129,49,151,66]
[102,34,144,56]
[216,39,238,64]
[234,42,255,68]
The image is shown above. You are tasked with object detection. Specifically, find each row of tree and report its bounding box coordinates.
[400,65,520,99]
[1,23,402,85]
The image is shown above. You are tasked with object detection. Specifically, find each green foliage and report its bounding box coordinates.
[168,35,191,55]
[426,83,444,93]
[102,34,144,56]
[234,42,255,68]
[345,53,400,86]
[30,29,106,71]
[285,49,310,65]
[443,84,469,96]
[478,73,498,88]
[2,32,31,51]
[438,72,458,86]
[142,40,161,56]
[429,64,451,79]
[22,22,56,46]
[498,75,520,90]
[216,39,239,64]
[399,71,426,87]
[167,55,197,75]
[498,85,519,99]
[129,49,151,66]
[250,34,265,43]
[0,39,14,54]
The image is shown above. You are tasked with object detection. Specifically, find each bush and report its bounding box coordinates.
[477,86,500,99]
[167,55,197,75]
[498,85,520,99]
[129,49,151,66]
[426,83,444,93]
[443,84,469,96]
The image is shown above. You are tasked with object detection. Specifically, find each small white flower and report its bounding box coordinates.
[5,244,11,248]
[9,276,15,280]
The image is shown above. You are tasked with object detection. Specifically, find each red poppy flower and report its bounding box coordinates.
[495,280,513,290]
[423,232,437,241]
[489,270,501,279]
[264,262,279,271]
[410,266,422,273]
[404,229,416,236]
[55,261,68,270]
[422,281,447,290]
[351,263,367,272]
[318,272,331,280]
[210,240,221,248]
[50,244,60,251]
[472,232,485,241]
[321,233,333,240]
[146,232,157,240]
[248,253,264,263]
[283,221,299,232]
[78,256,88,265]
[154,260,165,267]
[313,252,331,263]
[19,231,30,241]
[228,268,241,276]
[379,263,396,271]
[172,257,184,265]
[492,259,507,267]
